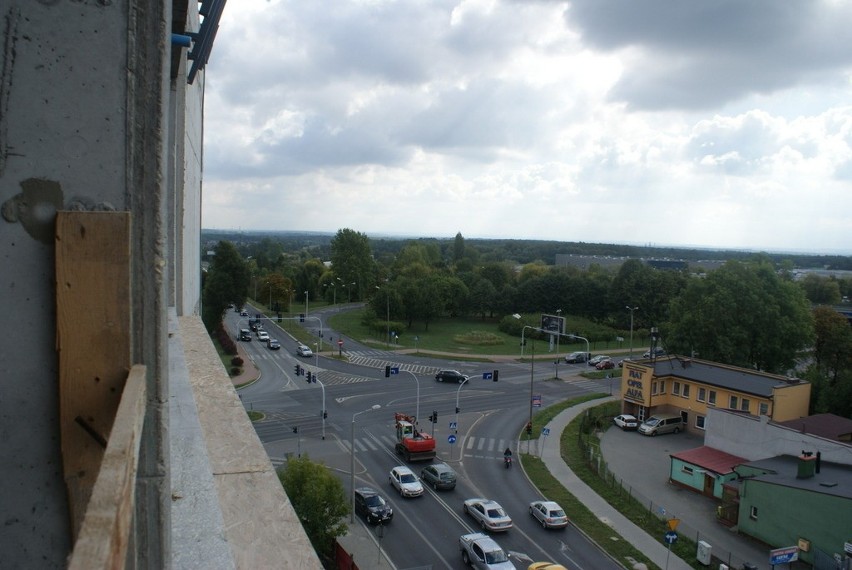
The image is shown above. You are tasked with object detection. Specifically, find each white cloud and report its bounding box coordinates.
[202,0,852,254]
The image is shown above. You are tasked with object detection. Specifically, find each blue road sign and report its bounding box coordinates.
[390,366,400,375]
[449,421,457,430]
[664,531,678,544]
[483,371,493,380]
[541,427,551,436]
[448,434,457,444]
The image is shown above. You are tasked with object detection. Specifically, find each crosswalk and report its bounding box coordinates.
[340,434,520,458]
[343,351,442,376]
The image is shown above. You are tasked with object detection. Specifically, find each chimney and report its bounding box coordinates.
[797,451,816,479]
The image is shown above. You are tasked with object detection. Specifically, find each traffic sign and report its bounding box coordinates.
[532,394,542,407]
[337,339,343,346]
[541,427,551,436]
[483,371,493,380]
[664,531,678,545]
[449,421,457,430]
[447,434,457,444]
[666,518,680,531]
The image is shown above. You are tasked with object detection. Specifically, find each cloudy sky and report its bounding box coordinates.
[202,0,852,254]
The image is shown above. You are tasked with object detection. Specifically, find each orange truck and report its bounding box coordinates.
[393,413,436,462]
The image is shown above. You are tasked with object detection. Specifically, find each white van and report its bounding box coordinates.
[638,414,683,436]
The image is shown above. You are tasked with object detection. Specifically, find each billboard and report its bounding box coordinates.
[540,314,564,334]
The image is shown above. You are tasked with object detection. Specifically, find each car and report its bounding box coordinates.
[435,369,469,383]
[239,309,248,317]
[643,347,666,358]
[420,462,457,490]
[564,351,590,363]
[595,358,615,370]
[613,414,639,430]
[267,338,280,350]
[617,357,635,367]
[238,329,251,342]
[528,563,568,570]
[463,498,513,532]
[588,354,611,366]
[295,344,313,357]
[353,487,393,525]
[458,533,515,569]
[257,331,269,342]
[528,500,568,529]
[389,466,423,498]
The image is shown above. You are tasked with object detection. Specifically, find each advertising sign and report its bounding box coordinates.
[769,546,799,565]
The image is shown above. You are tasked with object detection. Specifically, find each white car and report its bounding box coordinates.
[295,344,313,357]
[528,500,568,529]
[613,414,639,430]
[463,498,513,532]
[257,331,269,342]
[389,466,423,498]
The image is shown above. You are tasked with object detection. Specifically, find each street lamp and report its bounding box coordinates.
[376,285,390,347]
[351,404,381,522]
[304,290,309,316]
[626,306,639,358]
[312,344,326,441]
[520,325,539,440]
[401,370,421,424]
[555,309,563,380]
[267,281,272,310]
[454,377,469,461]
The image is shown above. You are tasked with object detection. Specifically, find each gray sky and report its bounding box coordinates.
[203,0,852,254]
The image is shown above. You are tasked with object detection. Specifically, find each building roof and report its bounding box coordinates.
[650,356,805,397]
[775,414,852,442]
[738,455,852,500]
[671,446,748,475]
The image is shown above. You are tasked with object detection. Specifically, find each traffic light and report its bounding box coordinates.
[428,413,434,423]
[306,371,312,383]
[277,312,282,323]
[492,369,499,382]
[526,421,533,435]
[455,406,460,414]
[299,313,305,322]
[294,364,300,375]
[432,410,438,423]
[384,365,391,378]
[322,411,327,419]
[292,426,298,434]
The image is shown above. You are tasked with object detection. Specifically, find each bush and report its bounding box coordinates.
[230,367,240,377]
[231,356,244,366]
[216,324,238,355]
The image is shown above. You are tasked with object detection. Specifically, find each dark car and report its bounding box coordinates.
[238,329,252,342]
[596,359,615,370]
[420,462,457,490]
[353,487,393,525]
[435,370,469,383]
[564,352,590,363]
[267,338,280,350]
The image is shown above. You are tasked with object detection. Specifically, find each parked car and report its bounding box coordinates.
[420,462,457,490]
[588,355,611,366]
[238,329,251,342]
[528,500,568,529]
[613,414,639,430]
[463,498,513,532]
[595,358,615,370]
[257,331,269,342]
[564,352,590,364]
[638,414,683,436]
[435,370,469,383]
[267,338,280,350]
[617,357,635,367]
[389,466,423,498]
[458,533,515,570]
[295,344,313,357]
[643,347,666,358]
[353,487,393,525]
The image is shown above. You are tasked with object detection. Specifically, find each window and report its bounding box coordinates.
[682,384,690,399]
[759,402,769,416]
[673,381,681,396]
[697,388,706,402]
[652,381,658,395]
[681,465,694,475]
[696,415,706,430]
[749,506,758,520]
[708,390,716,406]
[659,380,666,394]
[741,399,750,412]
[729,395,738,409]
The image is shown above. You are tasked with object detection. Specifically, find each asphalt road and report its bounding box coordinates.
[228,305,622,569]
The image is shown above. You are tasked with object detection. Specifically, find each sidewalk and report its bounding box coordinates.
[539,397,693,570]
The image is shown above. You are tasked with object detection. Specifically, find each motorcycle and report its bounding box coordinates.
[504,455,512,469]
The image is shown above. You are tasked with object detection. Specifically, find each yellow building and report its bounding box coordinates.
[620,356,811,432]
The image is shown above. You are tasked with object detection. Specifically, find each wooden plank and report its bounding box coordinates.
[55,211,132,538]
[68,365,147,570]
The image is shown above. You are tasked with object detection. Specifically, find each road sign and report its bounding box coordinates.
[447,434,457,444]
[337,339,343,346]
[666,518,680,531]
[449,421,457,430]
[664,531,678,545]
[769,546,799,565]
[483,371,493,380]
[390,366,399,375]
[541,427,551,436]
[532,394,542,407]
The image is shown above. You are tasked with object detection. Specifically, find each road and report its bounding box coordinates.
[228,306,621,569]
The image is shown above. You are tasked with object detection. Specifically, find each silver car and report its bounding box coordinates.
[389,466,423,498]
[463,498,513,532]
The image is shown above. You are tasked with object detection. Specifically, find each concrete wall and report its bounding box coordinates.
[705,409,852,466]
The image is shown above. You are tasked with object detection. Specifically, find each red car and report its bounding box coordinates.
[596,359,615,370]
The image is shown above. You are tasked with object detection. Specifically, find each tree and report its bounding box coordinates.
[330,228,375,293]
[201,240,250,332]
[453,232,465,262]
[812,307,852,383]
[666,261,814,373]
[277,456,349,563]
[800,274,842,305]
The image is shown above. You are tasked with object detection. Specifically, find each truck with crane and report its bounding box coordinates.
[393,412,436,462]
